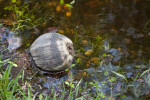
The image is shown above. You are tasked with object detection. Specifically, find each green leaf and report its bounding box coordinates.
[11,0,16,3]
[65,4,73,8]
[111,71,128,82]
[8,61,18,67]
[65,81,70,85]
[60,0,64,5]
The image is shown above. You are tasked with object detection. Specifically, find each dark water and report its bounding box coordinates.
[72,0,150,63]
[1,0,150,63]
[1,0,150,99]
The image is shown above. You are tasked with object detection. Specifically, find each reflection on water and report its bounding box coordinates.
[7,36,21,51]
[72,0,150,63]
[0,30,22,51]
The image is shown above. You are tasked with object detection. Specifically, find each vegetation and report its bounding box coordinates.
[0,0,150,99]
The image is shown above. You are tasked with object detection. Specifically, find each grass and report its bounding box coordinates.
[0,55,107,100]
[0,56,21,100]
[1,53,150,99]
[0,59,108,100]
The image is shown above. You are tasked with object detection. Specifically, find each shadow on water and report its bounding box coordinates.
[0,0,150,99]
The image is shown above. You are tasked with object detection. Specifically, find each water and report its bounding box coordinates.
[0,0,150,99]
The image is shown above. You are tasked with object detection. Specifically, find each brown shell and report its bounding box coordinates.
[29,32,74,73]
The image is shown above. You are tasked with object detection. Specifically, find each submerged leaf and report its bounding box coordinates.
[85,49,93,55]
[58,30,64,34]
[56,5,61,12]
[86,57,99,67]
[66,11,72,17]
[76,54,86,59]
[82,40,88,44]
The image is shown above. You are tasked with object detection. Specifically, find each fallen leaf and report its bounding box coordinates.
[82,40,88,44]
[1,19,18,25]
[86,57,99,67]
[64,5,69,10]
[58,29,64,34]
[76,54,86,59]
[66,11,71,17]
[48,1,58,6]
[85,49,93,55]
[65,80,71,83]
[83,72,87,76]
[56,5,61,12]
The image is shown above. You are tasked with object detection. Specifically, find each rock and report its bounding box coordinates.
[29,32,74,73]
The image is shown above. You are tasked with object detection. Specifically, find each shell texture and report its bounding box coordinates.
[30,32,74,73]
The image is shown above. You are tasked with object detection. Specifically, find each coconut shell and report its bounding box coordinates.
[29,32,74,73]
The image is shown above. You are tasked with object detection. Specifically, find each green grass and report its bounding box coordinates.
[0,55,107,100]
[0,57,21,100]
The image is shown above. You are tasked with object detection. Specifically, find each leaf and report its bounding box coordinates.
[86,57,99,67]
[83,72,87,76]
[111,71,128,82]
[65,4,73,8]
[85,49,93,55]
[66,11,72,17]
[11,0,16,3]
[56,5,61,12]
[60,0,64,5]
[8,61,18,67]
[90,57,99,64]
[76,54,86,59]
[58,29,64,34]
[1,19,14,25]
[82,40,88,44]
